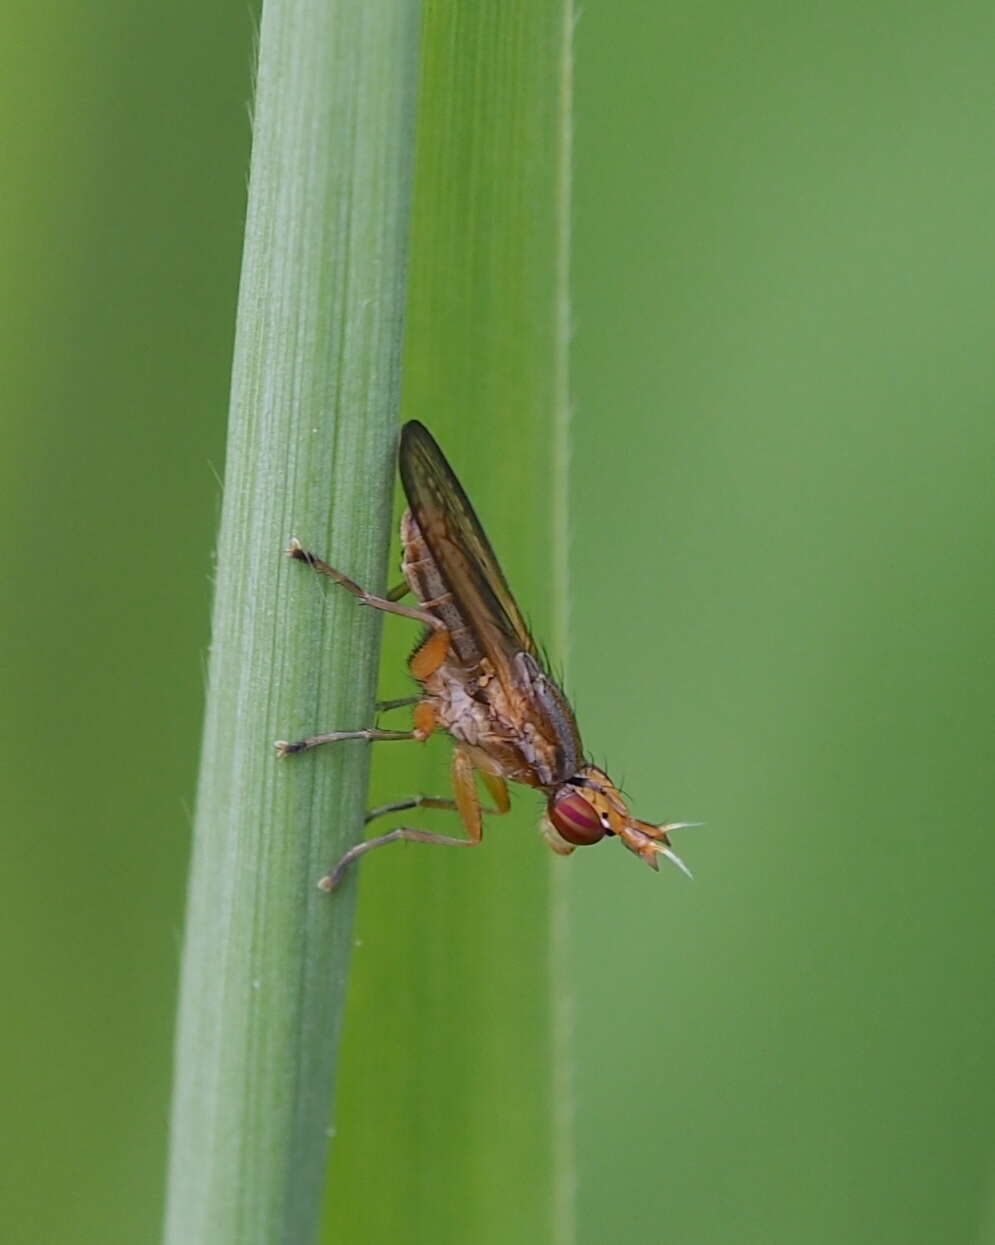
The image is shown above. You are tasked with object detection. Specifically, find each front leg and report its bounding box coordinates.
[364,770,510,824]
[318,746,490,891]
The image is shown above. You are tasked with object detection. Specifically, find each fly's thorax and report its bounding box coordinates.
[420,659,482,738]
[419,656,546,789]
[510,652,583,783]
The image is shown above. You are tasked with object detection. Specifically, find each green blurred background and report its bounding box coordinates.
[4,2,995,1243]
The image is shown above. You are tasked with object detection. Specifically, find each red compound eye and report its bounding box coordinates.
[548,791,606,846]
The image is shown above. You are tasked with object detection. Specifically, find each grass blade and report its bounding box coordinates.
[164,3,420,1242]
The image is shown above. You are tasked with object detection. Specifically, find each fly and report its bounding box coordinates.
[276,421,696,890]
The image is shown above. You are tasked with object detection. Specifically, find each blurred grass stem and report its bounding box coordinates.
[323,3,577,1242]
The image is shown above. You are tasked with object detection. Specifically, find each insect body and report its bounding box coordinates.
[277,421,694,890]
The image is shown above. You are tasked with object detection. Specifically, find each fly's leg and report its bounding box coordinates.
[365,795,460,822]
[280,540,449,747]
[478,769,511,814]
[286,538,444,631]
[409,628,450,680]
[276,700,438,758]
[365,770,510,824]
[375,695,420,713]
[275,729,418,758]
[318,746,495,891]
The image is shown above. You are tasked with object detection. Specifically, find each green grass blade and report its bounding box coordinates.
[163,3,420,1242]
[324,4,576,1242]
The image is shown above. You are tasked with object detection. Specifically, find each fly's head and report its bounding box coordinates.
[541,765,694,878]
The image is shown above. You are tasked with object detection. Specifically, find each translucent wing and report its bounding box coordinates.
[399,421,539,661]
[399,421,583,782]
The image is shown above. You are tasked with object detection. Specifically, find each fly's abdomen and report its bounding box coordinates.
[401,510,483,666]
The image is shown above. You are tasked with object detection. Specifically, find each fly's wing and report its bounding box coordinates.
[399,421,583,781]
[400,420,538,660]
